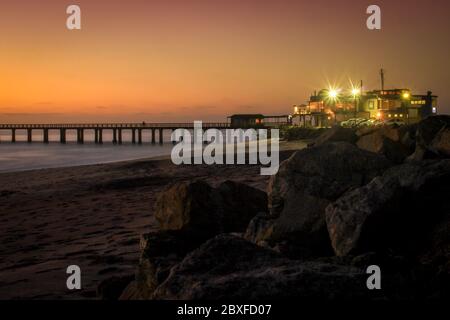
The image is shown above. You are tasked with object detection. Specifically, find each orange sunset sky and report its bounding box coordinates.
[1,0,450,123]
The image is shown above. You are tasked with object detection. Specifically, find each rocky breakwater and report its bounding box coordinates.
[109,115,449,300]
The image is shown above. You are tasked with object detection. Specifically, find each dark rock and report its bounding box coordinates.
[97,275,134,300]
[244,213,275,246]
[281,127,328,141]
[155,180,267,238]
[132,230,205,299]
[119,281,140,300]
[431,127,450,157]
[216,181,268,232]
[154,181,218,236]
[152,234,373,300]
[309,126,357,147]
[356,126,413,163]
[409,115,450,161]
[326,160,450,257]
[245,142,392,258]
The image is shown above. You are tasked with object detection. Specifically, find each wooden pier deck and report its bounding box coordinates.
[0,123,230,144]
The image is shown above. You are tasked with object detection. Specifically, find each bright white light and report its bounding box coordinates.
[328,89,338,99]
[351,88,361,96]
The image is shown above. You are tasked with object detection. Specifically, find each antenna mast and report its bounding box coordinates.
[380,68,385,91]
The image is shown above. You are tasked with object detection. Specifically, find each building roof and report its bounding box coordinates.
[228,114,265,119]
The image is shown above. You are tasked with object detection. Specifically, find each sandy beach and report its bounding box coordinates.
[0,142,305,300]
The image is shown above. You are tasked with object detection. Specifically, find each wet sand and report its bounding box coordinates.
[0,142,305,299]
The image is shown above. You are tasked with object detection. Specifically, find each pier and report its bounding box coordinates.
[0,123,230,144]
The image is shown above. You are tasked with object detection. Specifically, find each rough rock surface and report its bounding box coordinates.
[128,230,205,299]
[152,234,373,300]
[409,115,450,161]
[309,126,357,147]
[431,127,450,157]
[326,160,450,257]
[155,180,267,237]
[356,125,413,163]
[245,142,392,258]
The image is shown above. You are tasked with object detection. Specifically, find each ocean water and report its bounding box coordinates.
[0,130,174,172]
[0,129,274,173]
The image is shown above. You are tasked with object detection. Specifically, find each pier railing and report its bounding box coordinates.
[0,123,230,129]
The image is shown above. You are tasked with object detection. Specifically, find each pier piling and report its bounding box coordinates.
[44,129,49,143]
[159,129,163,144]
[113,129,117,144]
[60,129,66,143]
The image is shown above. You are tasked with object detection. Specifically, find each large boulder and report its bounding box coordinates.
[326,160,450,257]
[309,126,357,147]
[154,181,218,236]
[215,181,269,232]
[134,230,204,299]
[356,125,414,163]
[120,230,202,299]
[152,234,373,300]
[155,180,267,238]
[125,180,267,299]
[356,130,412,163]
[430,127,450,157]
[409,115,450,161]
[245,142,392,258]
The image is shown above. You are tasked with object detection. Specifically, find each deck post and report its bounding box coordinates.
[94,129,98,144]
[60,129,66,143]
[132,129,136,144]
[27,129,32,143]
[118,129,122,144]
[113,129,117,144]
[151,129,156,144]
[11,129,16,143]
[171,129,176,144]
[99,129,103,144]
[44,129,49,143]
[159,128,163,144]
[138,129,142,144]
[77,129,84,144]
